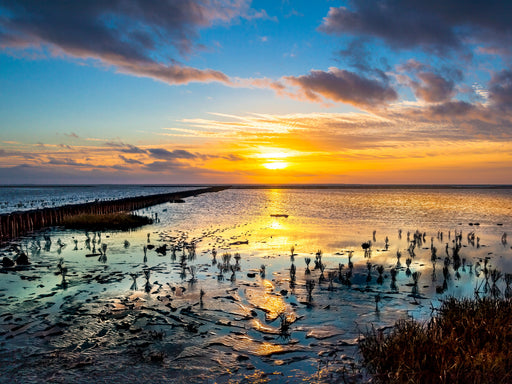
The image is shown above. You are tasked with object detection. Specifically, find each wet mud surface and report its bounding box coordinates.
[1,190,512,383]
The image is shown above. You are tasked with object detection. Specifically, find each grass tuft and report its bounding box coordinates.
[359,297,512,383]
[62,212,153,231]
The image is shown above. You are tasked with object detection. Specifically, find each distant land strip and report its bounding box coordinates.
[228,184,512,189]
[0,186,229,242]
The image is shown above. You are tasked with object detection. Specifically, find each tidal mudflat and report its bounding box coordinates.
[1,187,511,383]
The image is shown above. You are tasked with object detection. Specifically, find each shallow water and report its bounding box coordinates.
[1,187,512,382]
[0,185,194,213]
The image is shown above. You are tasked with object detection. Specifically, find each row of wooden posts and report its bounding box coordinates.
[0,186,228,242]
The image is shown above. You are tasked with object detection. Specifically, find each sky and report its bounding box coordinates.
[1,0,512,185]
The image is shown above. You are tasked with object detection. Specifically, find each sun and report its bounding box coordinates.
[263,161,288,170]
[257,150,290,170]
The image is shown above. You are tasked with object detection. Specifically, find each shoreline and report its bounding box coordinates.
[1,183,511,189]
[0,186,229,242]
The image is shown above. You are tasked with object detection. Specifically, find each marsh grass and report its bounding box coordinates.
[359,297,512,383]
[62,213,153,230]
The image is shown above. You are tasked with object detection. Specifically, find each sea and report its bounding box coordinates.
[1,185,512,382]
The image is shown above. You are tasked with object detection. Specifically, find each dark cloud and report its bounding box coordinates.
[147,148,197,160]
[63,132,80,139]
[105,142,146,154]
[119,154,143,165]
[284,68,397,107]
[488,70,512,111]
[142,160,184,172]
[222,154,244,161]
[111,164,130,171]
[337,38,390,77]
[320,1,512,54]
[0,0,255,84]
[47,157,86,166]
[397,59,429,73]
[397,61,464,103]
[427,100,477,118]
[411,72,456,103]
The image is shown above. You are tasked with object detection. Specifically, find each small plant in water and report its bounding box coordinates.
[222,253,232,270]
[129,273,138,290]
[405,258,412,276]
[376,265,384,285]
[189,265,197,283]
[200,288,205,307]
[327,271,336,291]
[306,279,315,302]
[348,250,354,269]
[366,261,372,283]
[234,252,241,270]
[211,247,217,265]
[278,312,292,339]
[143,268,152,293]
[57,258,67,286]
[490,269,502,298]
[305,257,311,274]
[318,262,326,283]
[337,263,344,281]
[314,249,323,269]
[411,271,422,296]
[505,274,512,299]
[230,265,236,282]
[290,263,296,280]
[390,268,398,291]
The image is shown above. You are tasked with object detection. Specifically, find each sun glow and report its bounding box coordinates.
[263,161,288,170]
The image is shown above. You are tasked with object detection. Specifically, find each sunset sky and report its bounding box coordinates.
[1,0,512,184]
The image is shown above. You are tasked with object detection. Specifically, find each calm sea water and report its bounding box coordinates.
[1,186,512,382]
[0,185,196,213]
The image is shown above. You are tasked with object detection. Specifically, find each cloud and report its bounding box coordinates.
[47,157,87,167]
[142,160,184,172]
[222,154,244,161]
[488,70,512,111]
[319,1,512,55]
[0,0,257,85]
[63,132,80,139]
[426,100,477,118]
[119,154,143,165]
[410,72,457,103]
[147,148,197,160]
[284,67,397,107]
[105,142,147,154]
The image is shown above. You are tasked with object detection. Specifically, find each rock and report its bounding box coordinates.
[2,257,14,268]
[15,252,29,265]
[155,245,167,255]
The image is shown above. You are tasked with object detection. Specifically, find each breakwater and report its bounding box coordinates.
[0,186,229,242]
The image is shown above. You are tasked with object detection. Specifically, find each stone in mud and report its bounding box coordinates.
[2,257,14,268]
[15,252,29,265]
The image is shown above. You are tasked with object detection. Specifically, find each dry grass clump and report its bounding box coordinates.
[63,212,153,230]
[359,297,512,383]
